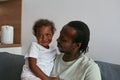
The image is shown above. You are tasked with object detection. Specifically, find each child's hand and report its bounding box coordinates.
[48,77,61,80]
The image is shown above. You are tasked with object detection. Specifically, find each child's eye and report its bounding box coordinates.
[37,34,42,37]
[46,33,52,36]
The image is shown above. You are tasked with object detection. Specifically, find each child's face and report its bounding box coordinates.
[35,26,53,48]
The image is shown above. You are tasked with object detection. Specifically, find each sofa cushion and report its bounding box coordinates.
[96,61,120,80]
[0,52,120,80]
[0,52,25,80]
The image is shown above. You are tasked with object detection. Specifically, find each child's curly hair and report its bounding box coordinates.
[33,19,56,36]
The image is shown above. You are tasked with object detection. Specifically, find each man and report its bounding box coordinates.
[50,21,101,80]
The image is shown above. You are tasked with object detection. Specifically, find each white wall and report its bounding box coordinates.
[0,47,22,55]
[22,0,120,64]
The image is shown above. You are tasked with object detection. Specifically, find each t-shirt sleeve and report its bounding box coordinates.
[85,63,102,80]
[25,42,39,59]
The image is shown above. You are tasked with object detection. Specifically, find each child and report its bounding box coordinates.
[21,19,59,80]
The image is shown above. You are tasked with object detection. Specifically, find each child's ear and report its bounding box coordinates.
[34,33,37,37]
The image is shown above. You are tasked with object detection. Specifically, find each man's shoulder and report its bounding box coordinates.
[56,53,63,58]
[77,55,97,67]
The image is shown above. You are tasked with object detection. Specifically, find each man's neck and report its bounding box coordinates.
[63,52,81,62]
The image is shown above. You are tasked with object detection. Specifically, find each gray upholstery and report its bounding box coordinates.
[0,52,25,80]
[96,61,120,80]
[0,52,120,80]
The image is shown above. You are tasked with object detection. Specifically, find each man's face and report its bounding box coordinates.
[57,26,77,54]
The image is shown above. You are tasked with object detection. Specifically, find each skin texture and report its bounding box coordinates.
[29,26,60,80]
[57,25,81,61]
[50,21,90,80]
[35,26,53,48]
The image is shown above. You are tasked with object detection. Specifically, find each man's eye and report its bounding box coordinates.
[60,37,67,42]
[62,39,67,42]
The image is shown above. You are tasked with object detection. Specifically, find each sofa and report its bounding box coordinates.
[0,52,120,80]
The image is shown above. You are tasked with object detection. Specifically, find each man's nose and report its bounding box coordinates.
[57,38,59,42]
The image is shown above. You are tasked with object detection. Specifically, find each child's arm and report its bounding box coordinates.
[28,57,49,80]
[28,57,60,80]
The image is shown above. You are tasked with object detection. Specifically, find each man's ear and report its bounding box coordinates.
[73,42,81,49]
[76,43,81,48]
